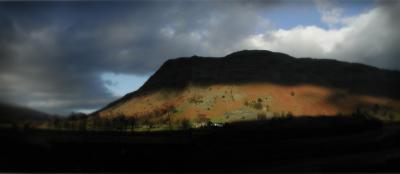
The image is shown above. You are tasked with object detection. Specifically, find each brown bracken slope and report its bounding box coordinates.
[95,50,400,122]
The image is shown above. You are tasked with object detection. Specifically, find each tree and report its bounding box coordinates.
[142,117,154,129]
[78,115,88,131]
[257,113,267,120]
[196,114,209,123]
[53,117,62,129]
[254,102,263,110]
[127,117,137,132]
[180,118,192,130]
[286,111,294,118]
[113,114,127,131]
[90,114,103,130]
[164,116,174,130]
[103,118,113,131]
[68,112,87,130]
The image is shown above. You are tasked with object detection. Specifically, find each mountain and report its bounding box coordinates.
[96,50,400,122]
[0,102,49,124]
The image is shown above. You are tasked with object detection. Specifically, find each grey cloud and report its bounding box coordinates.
[329,1,400,70]
[0,1,277,114]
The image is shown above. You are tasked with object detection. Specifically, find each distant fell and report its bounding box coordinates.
[0,102,49,124]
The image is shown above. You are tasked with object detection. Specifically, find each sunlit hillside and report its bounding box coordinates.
[97,50,400,123]
[98,83,400,122]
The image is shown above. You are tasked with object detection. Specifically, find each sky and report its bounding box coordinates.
[0,0,399,115]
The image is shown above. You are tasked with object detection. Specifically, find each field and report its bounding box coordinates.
[1,116,400,172]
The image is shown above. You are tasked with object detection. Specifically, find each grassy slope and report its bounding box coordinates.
[98,83,400,122]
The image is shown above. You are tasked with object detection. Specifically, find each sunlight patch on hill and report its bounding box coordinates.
[98,83,400,123]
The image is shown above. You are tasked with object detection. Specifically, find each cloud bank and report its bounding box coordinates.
[0,1,399,114]
[247,1,400,70]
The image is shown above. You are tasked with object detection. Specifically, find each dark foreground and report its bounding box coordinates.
[1,116,400,172]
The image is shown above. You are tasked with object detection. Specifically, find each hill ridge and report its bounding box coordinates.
[95,50,400,120]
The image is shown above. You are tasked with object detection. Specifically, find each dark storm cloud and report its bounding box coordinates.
[0,1,276,114]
